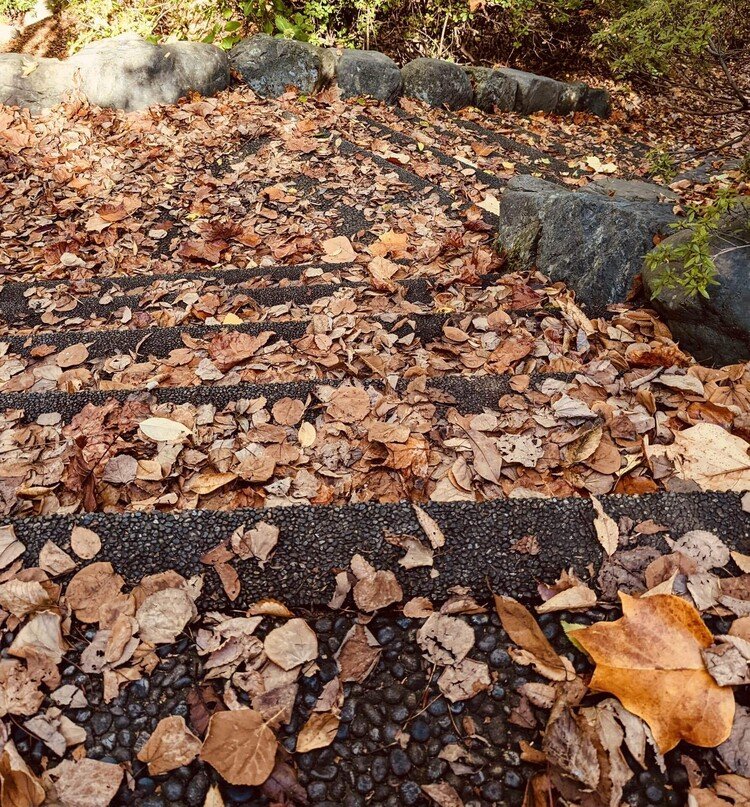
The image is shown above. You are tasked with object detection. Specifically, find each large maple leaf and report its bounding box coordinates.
[575,593,735,752]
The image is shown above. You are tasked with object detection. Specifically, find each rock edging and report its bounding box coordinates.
[0,31,610,117]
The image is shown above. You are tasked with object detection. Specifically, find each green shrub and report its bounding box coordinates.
[0,0,36,19]
[646,191,743,300]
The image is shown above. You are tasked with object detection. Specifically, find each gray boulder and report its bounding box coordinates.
[0,34,229,113]
[230,34,326,97]
[401,57,473,110]
[643,205,750,365]
[496,68,565,114]
[466,66,516,112]
[334,49,402,103]
[498,176,677,315]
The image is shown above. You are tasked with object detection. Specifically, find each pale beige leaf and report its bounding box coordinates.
[0,524,25,571]
[536,584,597,614]
[70,525,101,560]
[326,385,371,422]
[47,757,123,807]
[263,618,318,670]
[0,659,44,717]
[272,397,305,426]
[10,611,66,664]
[39,541,76,576]
[591,496,619,555]
[137,716,201,775]
[732,551,750,573]
[203,784,225,807]
[139,416,191,442]
[136,588,195,645]
[438,658,491,702]
[647,423,750,492]
[200,709,277,786]
[674,531,731,571]
[321,235,356,264]
[298,421,316,447]
[417,613,474,666]
[0,740,45,807]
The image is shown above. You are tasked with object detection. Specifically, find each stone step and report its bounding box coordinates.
[0,371,563,422]
[10,492,747,608]
[0,277,435,334]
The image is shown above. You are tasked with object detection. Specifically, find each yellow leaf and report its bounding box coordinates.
[575,593,735,753]
[296,711,340,753]
[590,496,619,555]
[222,313,243,325]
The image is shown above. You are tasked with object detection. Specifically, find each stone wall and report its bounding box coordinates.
[0,31,610,117]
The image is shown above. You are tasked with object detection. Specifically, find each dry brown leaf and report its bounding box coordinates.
[296,711,340,753]
[591,496,619,555]
[646,423,750,492]
[263,618,318,670]
[136,716,202,775]
[326,385,370,422]
[0,579,50,619]
[38,541,76,576]
[56,343,89,368]
[0,659,44,717]
[0,740,45,807]
[352,569,403,612]
[494,595,572,681]
[416,613,474,666]
[674,531,731,571]
[575,593,735,752]
[231,522,279,565]
[10,611,66,664]
[732,551,750,573]
[321,235,356,264]
[272,397,305,426]
[0,524,25,571]
[336,624,381,683]
[437,658,491,702]
[203,784,226,807]
[136,588,196,645]
[70,525,101,560]
[200,709,277,786]
[421,782,464,807]
[65,562,126,623]
[412,504,446,548]
[47,758,123,807]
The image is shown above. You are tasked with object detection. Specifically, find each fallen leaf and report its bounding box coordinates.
[298,422,316,447]
[591,496,619,555]
[438,658,491,702]
[263,618,318,670]
[575,593,735,752]
[352,569,403,612]
[413,504,446,548]
[55,343,89,368]
[0,741,45,807]
[717,704,750,777]
[200,709,277,786]
[65,562,126,623]
[321,235,356,264]
[38,541,76,576]
[136,588,196,645]
[536,584,597,613]
[0,524,25,571]
[70,525,101,560]
[646,424,750,492]
[674,531,731,571]
[231,522,279,565]
[494,595,571,681]
[272,398,305,426]
[136,716,202,775]
[336,624,381,683]
[0,580,50,618]
[296,711,340,753]
[139,417,191,443]
[422,781,464,806]
[46,758,123,807]
[417,613,474,666]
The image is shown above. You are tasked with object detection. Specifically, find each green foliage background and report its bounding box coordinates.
[2,0,747,78]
